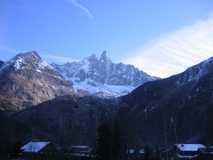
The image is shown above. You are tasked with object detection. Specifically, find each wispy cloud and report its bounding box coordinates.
[42,54,78,63]
[123,15,213,78]
[66,0,94,19]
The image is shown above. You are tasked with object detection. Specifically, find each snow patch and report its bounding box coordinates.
[71,78,134,97]
[14,57,24,70]
[38,60,54,70]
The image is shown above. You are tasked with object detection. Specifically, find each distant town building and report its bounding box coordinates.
[70,145,92,158]
[20,141,57,160]
[126,148,145,160]
[173,144,206,160]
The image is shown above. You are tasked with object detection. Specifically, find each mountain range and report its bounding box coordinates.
[0,51,213,153]
[0,51,156,112]
[53,51,157,97]
[0,52,74,112]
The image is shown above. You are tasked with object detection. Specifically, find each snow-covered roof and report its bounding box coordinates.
[128,149,135,154]
[21,141,50,153]
[175,144,206,151]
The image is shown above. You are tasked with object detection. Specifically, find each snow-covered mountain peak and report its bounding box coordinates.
[53,51,157,97]
[84,53,98,62]
[9,51,54,72]
[0,52,74,111]
[15,51,40,59]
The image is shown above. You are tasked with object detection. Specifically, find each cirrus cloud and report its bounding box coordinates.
[124,15,213,78]
[66,0,94,19]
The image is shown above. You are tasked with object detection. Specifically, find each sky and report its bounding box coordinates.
[1,0,213,77]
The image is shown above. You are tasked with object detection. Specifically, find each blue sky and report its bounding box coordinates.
[1,0,213,77]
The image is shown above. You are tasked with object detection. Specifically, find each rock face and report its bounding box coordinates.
[119,56,213,146]
[0,60,4,68]
[53,51,157,97]
[0,51,74,112]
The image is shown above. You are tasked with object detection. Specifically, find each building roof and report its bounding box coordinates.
[71,145,90,149]
[175,144,206,151]
[21,141,50,153]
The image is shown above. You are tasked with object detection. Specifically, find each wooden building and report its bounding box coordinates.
[20,141,58,160]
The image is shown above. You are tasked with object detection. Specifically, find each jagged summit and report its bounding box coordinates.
[14,51,53,71]
[15,51,40,59]
[53,51,157,97]
[0,51,54,73]
[83,51,110,63]
[0,51,74,112]
[99,50,111,63]
[86,53,98,61]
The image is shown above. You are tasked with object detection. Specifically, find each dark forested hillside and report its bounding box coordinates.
[10,95,119,148]
[118,57,213,147]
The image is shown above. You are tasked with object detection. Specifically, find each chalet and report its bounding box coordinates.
[20,141,57,160]
[173,144,206,160]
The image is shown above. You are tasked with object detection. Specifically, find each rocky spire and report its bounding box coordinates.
[86,53,98,62]
[99,50,111,63]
